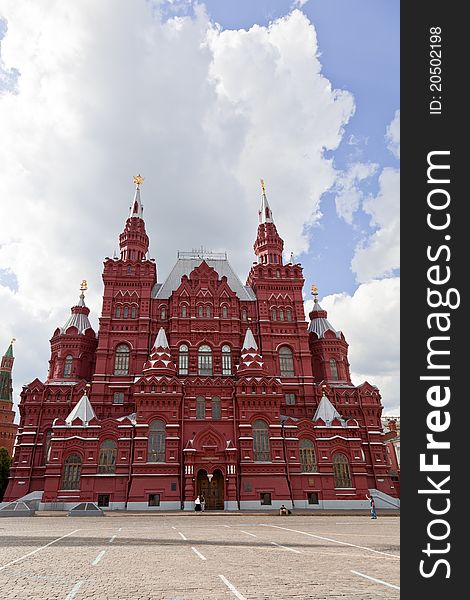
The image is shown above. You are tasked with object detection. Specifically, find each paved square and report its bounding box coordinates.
[0,514,399,599]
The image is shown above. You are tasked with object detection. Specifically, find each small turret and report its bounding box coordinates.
[253,179,284,266]
[119,175,150,261]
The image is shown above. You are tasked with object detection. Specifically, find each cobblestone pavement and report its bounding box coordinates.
[0,514,399,599]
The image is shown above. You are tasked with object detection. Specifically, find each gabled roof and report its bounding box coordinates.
[152,256,256,301]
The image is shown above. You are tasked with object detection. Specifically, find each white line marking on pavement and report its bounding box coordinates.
[223,524,231,528]
[219,575,247,600]
[351,570,400,590]
[0,529,80,572]
[270,541,301,554]
[118,527,122,532]
[109,535,116,543]
[64,580,84,600]
[240,530,257,538]
[178,531,187,540]
[191,547,206,560]
[266,525,399,559]
[172,526,177,530]
[92,550,106,566]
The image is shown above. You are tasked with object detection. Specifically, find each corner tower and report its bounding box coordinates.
[0,340,18,455]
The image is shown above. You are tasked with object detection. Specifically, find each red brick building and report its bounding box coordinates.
[0,341,18,456]
[4,180,398,510]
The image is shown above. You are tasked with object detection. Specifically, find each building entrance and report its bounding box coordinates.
[197,469,224,510]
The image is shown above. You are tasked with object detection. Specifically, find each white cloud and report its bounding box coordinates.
[334,161,378,224]
[351,166,400,282]
[305,277,400,414]
[0,3,355,405]
[386,109,400,159]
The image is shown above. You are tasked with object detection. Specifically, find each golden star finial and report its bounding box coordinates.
[311,284,318,298]
[133,174,144,189]
[80,280,88,292]
[260,178,266,195]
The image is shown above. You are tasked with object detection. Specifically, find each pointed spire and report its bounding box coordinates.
[119,175,149,261]
[0,339,15,401]
[259,178,273,224]
[237,328,266,375]
[61,283,94,335]
[65,389,97,426]
[313,390,344,425]
[142,327,176,375]
[129,179,144,219]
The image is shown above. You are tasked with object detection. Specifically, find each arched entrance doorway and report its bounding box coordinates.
[197,469,224,510]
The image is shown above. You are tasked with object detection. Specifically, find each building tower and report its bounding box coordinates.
[0,340,18,455]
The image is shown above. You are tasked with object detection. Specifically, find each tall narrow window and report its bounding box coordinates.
[198,345,212,376]
[279,309,284,321]
[43,430,52,464]
[299,439,317,472]
[286,309,292,321]
[98,440,117,474]
[211,396,221,420]
[179,344,189,375]
[330,358,339,380]
[333,453,352,488]
[198,305,203,317]
[116,306,121,317]
[222,305,228,319]
[123,306,129,318]
[181,304,187,318]
[242,308,247,321]
[206,305,211,317]
[222,345,231,376]
[63,355,73,378]
[253,420,270,462]
[131,306,137,318]
[196,396,206,420]
[114,344,130,375]
[148,420,165,462]
[279,346,294,377]
[160,306,166,319]
[61,454,82,490]
[271,308,277,321]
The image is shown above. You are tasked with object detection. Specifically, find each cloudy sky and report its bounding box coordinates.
[0,0,399,416]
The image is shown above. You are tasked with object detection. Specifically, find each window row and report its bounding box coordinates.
[270,308,293,321]
[113,343,296,377]
[158,305,250,320]
[115,305,138,319]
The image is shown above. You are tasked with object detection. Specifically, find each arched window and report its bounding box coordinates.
[330,358,339,380]
[198,345,212,376]
[299,439,317,472]
[63,355,73,378]
[116,306,121,318]
[211,396,221,420]
[222,345,231,376]
[131,306,137,319]
[98,440,117,474]
[181,304,187,318]
[276,269,281,278]
[123,306,129,318]
[114,344,130,375]
[279,309,284,321]
[271,308,277,321]
[61,454,82,490]
[222,305,228,319]
[206,305,211,317]
[148,420,165,462]
[179,344,189,375]
[198,305,204,317]
[196,396,206,420]
[333,453,352,488]
[279,346,294,377]
[253,420,270,462]
[242,308,247,321]
[160,306,166,319]
[43,430,52,464]
[286,308,292,321]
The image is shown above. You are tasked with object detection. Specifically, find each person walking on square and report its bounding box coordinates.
[366,493,377,519]
[194,495,201,512]
[200,493,205,512]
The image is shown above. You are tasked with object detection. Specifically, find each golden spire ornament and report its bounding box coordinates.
[133,174,144,189]
[260,178,266,195]
[311,284,318,299]
[80,280,88,292]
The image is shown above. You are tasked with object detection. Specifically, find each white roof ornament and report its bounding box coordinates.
[153,327,169,350]
[242,328,258,351]
[65,391,97,426]
[313,392,344,426]
[129,175,144,218]
[258,178,273,224]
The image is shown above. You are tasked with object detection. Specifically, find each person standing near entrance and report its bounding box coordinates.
[195,495,201,512]
[200,493,206,512]
[366,493,377,519]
